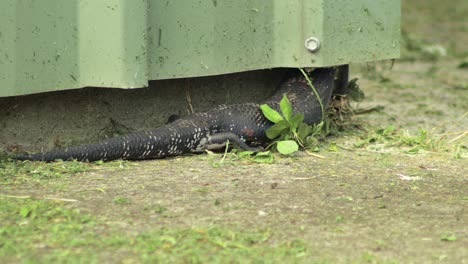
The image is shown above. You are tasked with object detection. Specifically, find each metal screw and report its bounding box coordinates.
[304,37,321,53]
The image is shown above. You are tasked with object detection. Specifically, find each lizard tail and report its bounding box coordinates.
[14,124,205,162]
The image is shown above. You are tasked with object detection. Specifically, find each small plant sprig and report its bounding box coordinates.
[258,68,327,155]
[299,68,325,121]
[260,95,324,155]
[258,69,327,155]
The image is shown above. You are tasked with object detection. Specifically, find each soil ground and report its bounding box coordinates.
[1,0,467,263]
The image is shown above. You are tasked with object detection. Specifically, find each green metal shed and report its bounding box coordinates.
[0,0,400,97]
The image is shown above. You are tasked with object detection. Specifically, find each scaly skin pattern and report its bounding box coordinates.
[14,68,336,162]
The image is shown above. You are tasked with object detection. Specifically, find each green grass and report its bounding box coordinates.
[0,159,90,185]
[0,159,133,185]
[112,196,132,205]
[0,197,312,263]
[351,125,467,157]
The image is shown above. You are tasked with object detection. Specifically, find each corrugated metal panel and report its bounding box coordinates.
[0,0,400,97]
[0,0,148,96]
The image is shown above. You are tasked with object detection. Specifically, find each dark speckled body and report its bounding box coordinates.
[15,68,336,162]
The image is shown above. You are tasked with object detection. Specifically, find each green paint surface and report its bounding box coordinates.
[0,0,400,97]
